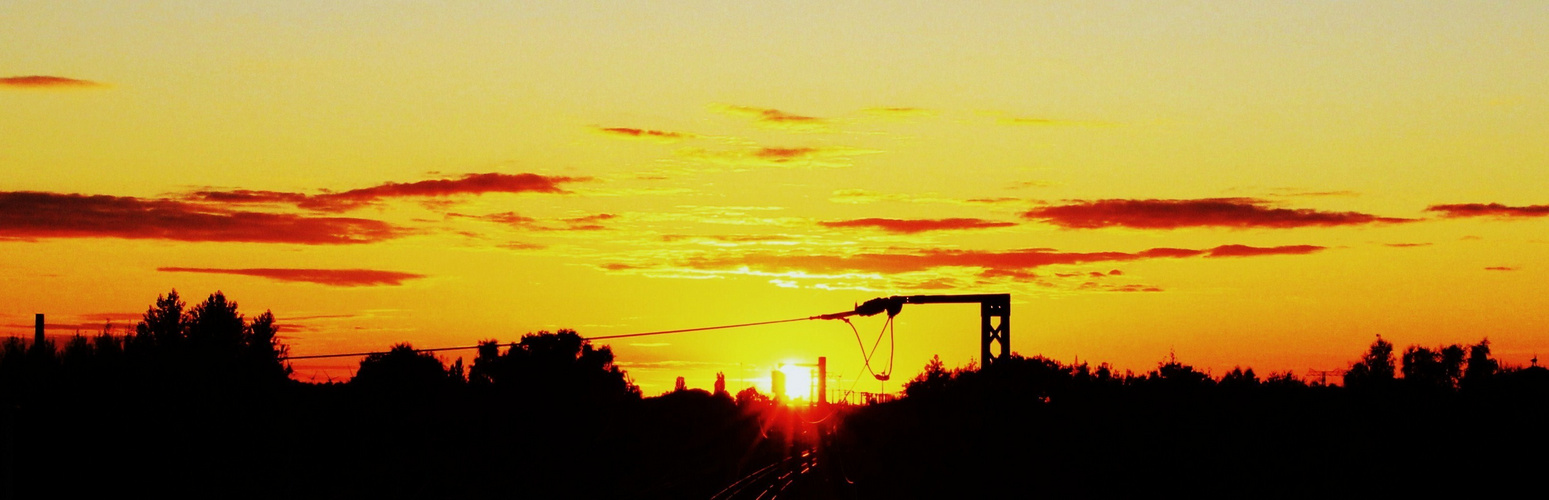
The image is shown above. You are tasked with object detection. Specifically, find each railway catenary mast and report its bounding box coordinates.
[816,293,1012,368]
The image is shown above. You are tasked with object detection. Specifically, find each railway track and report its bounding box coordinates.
[710,450,820,500]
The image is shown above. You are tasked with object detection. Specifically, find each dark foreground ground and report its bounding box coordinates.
[7,364,1549,498]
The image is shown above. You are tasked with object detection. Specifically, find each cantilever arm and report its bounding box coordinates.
[813,294,1009,319]
[815,293,1013,367]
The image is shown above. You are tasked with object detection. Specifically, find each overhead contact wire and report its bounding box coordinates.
[282,315,826,361]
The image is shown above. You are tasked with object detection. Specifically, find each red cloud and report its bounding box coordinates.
[0,192,402,244]
[732,106,821,124]
[1484,266,1519,272]
[302,173,585,211]
[818,218,1017,234]
[966,197,1022,204]
[711,105,827,129]
[1,76,104,88]
[192,173,587,212]
[1024,198,1414,229]
[595,127,695,141]
[187,189,311,205]
[760,111,820,124]
[755,147,820,160]
[453,212,539,228]
[558,213,616,231]
[157,267,426,286]
[1425,203,1549,218]
[1205,244,1325,258]
[1138,248,1207,258]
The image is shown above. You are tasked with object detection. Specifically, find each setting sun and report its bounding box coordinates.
[777,363,814,402]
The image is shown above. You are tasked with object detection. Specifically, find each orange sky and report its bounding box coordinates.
[4,2,1547,396]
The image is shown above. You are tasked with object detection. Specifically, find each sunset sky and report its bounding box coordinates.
[4,2,1547,396]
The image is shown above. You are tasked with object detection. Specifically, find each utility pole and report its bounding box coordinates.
[1307,369,1346,386]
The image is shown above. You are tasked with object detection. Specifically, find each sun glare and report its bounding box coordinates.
[777,363,813,402]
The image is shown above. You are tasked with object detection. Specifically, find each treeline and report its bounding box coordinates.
[1,290,288,401]
[0,291,790,498]
[7,290,1548,497]
[900,336,1541,402]
[837,339,1549,498]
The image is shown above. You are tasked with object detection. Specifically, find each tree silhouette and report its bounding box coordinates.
[133,289,185,351]
[1143,351,1215,394]
[119,290,294,389]
[1344,335,1396,389]
[904,355,953,398]
[735,386,771,408]
[244,310,291,382]
[352,343,461,392]
[1402,345,1446,390]
[1463,338,1498,388]
[468,329,640,401]
[186,291,245,353]
[1219,366,1260,392]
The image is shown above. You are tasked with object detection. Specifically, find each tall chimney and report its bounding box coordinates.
[818,357,827,406]
[771,369,786,403]
[34,314,43,346]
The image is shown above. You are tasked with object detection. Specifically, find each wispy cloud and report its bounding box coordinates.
[498,241,547,250]
[829,189,912,205]
[557,213,617,231]
[818,218,1017,234]
[661,234,799,245]
[981,110,1111,127]
[0,191,402,244]
[189,173,588,212]
[1262,188,1361,198]
[1204,244,1324,258]
[828,189,1018,206]
[0,75,105,89]
[978,269,1041,281]
[1484,266,1519,272]
[1426,203,1549,219]
[862,107,936,118]
[450,212,616,231]
[675,244,1327,276]
[1078,282,1164,293]
[592,127,697,143]
[1024,198,1415,229]
[157,267,427,286]
[710,104,828,130]
[997,117,1108,127]
[1006,181,1057,190]
[653,233,855,251]
[676,146,879,169]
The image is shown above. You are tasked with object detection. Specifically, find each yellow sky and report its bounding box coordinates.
[4,2,1547,394]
